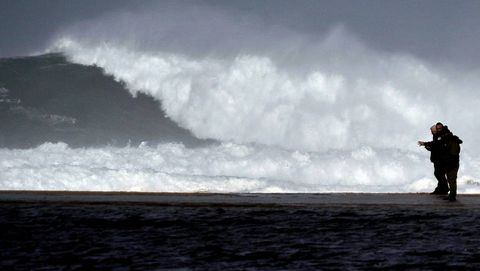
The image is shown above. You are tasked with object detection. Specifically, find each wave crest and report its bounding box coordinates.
[52,36,463,153]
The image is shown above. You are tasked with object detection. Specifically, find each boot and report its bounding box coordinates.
[443,194,456,202]
[443,196,456,202]
[430,187,449,195]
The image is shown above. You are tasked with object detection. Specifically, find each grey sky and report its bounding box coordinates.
[1,0,479,68]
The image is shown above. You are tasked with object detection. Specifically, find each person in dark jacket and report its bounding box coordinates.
[418,124,449,194]
[418,122,462,201]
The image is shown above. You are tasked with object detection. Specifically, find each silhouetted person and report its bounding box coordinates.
[419,124,449,194]
[418,122,462,201]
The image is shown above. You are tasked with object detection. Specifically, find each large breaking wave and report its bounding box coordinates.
[1,2,480,192]
[51,37,457,153]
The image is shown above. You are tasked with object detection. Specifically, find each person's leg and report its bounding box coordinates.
[433,164,449,194]
[446,165,459,201]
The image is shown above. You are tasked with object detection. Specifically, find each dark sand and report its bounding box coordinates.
[2,190,480,207]
[1,191,480,270]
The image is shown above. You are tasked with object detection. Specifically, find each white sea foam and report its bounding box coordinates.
[27,3,480,192]
[50,34,480,155]
[1,142,479,193]
[48,3,480,152]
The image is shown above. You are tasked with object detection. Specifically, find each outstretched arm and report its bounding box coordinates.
[418,141,432,150]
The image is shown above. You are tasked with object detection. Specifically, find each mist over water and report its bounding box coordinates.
[50,3,480,153]
[2,2,480,192]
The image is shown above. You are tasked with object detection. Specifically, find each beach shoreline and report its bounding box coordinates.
[1,190,479,208]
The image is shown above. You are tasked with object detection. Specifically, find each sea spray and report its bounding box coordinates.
[48,3,480,155]
[2,141,479,193]
[3,2,479,192]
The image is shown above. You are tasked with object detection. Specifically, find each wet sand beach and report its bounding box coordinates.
[3,191,480,207]
[1,191,480,270]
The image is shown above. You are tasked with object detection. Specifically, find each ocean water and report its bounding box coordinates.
[1,2,480,193]
[1,54,480,193]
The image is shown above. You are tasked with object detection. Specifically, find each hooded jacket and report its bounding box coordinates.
[424,126,463,167]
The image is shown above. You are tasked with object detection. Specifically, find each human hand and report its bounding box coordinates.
[418,141,425,146]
